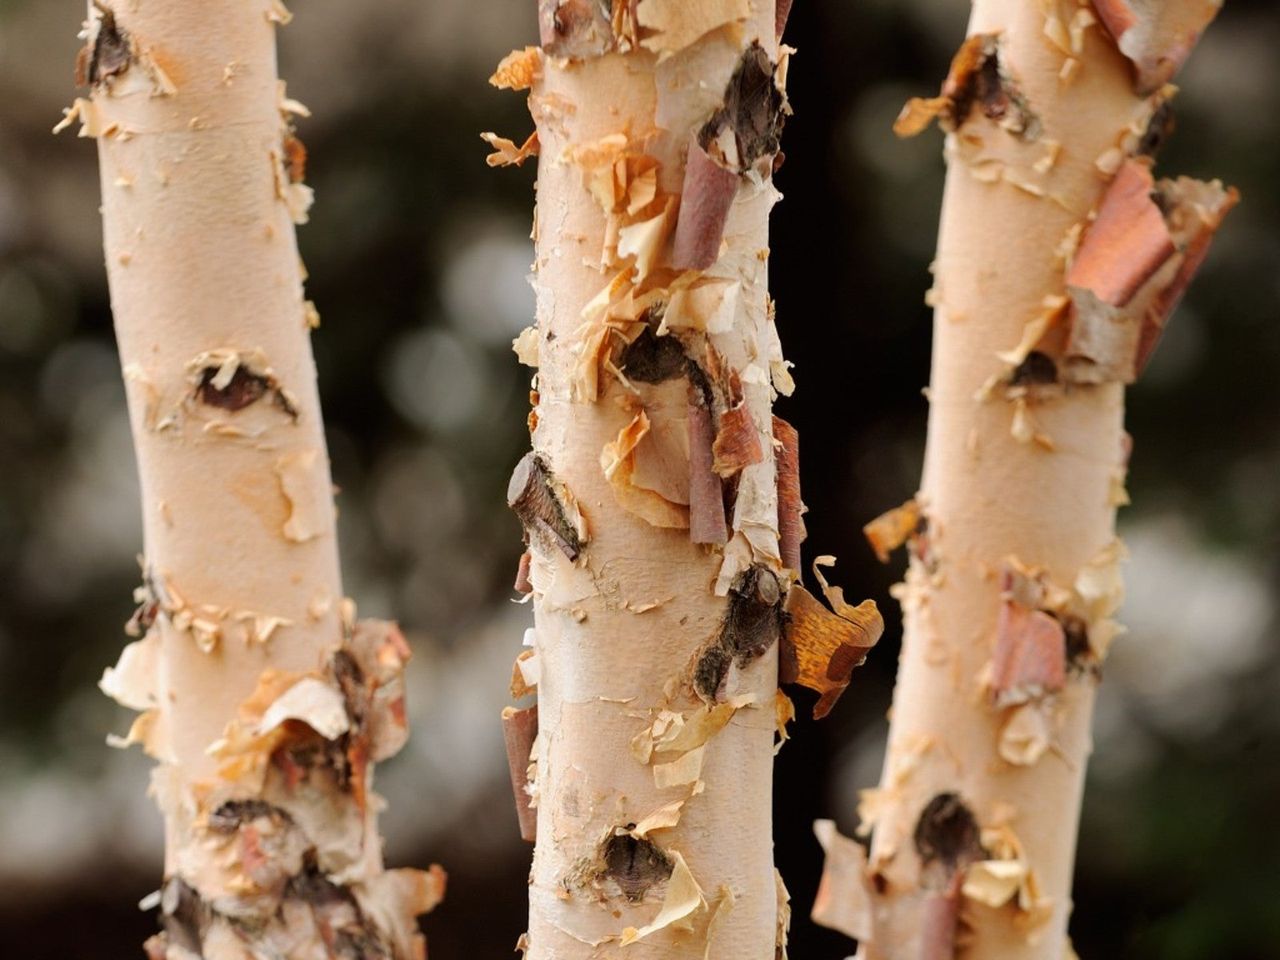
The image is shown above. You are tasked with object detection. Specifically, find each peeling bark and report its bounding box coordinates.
[490,2,874,956]
[75,2,440,955]
[816,2,1233,958]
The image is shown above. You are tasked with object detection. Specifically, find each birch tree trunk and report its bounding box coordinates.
[812,2,1235,958]
[64,2,442,955]
[489,2,881,957]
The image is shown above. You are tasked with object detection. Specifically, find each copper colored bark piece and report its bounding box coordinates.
[671,138,739,271]
[781,581,883,718]
[919,875,963,960]
[688,399,729,545]
[775,0,794,40]
[490,46,542,91]
[514,550,533,594]
[773,416,804,573]
[502,704,539,842]
[538,0,613,59]
[1065,162,1236,383]
[989,603,1067,708]
[1092,0,1223,95]
[863,498,921,564]
[508,452,583,561]
[711,403,763,478]
[1066,160,1175,308]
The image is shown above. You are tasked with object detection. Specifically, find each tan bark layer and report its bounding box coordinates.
[491,3,880,957]
[72,1,441,956]
[815,1,1233,958]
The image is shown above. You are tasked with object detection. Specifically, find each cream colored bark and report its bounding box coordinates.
[490,2,880,958]
[813,1,1233,958]
[66,1,441,956]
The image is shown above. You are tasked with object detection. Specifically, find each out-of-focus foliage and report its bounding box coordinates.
[0,0,1277,956]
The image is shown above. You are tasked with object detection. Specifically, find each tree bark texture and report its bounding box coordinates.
[489,2,882,957]
[71,1,443,956]
[813,1,1234,958]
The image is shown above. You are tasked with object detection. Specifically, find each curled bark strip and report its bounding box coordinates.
[482,130,540,168]
[1067,160,1175,307]
[775,0,794,41]
[989,603,1067,708]
[695,565,785,701]
[711,403,763,478]
[508,452,585,561]
[894,33,1039,140]
[503,705,539,842]
[772,416,804,574]
[514,550,534,594]
[780,562,883,718]
[1064,159,1237,383]
[671,139,739,271]
[1092,0,1223,95]
[863,498,921,564]
[673,42,786,269]
[919,874,964,960]
[601,408,690,529]
[688,399,729,546]
[538,0,613,59]
[511,650,538,699]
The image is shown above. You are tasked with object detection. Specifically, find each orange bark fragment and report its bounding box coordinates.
[481,130,540,168]
[502,705,539,842]
[773,416,804,573]
[688,400,729,545]
[989,604,1066,708]
[490,46,541,91]
[781,568,883,719]
[863,498,921,564]
[1064,160,1237,383]
[1066,160,1175,307]
[711,403,763,478]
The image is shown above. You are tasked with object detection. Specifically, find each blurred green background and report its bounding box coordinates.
[1,1,1277,957]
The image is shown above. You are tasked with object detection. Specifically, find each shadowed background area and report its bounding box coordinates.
[1,0,1278,957]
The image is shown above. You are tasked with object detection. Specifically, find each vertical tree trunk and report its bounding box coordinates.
[814,2,1234,958]
[490,2,880,957]
[69,1,442,955]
